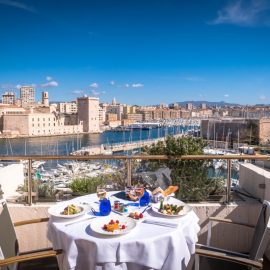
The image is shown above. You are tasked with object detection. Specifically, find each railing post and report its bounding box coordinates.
[28,159,33,206]
[226,159,232,204]
[126,158,132,186]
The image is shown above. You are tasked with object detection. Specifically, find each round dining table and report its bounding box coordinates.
[47,191,200,270]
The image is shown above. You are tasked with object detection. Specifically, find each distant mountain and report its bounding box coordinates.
[173,100,240,107]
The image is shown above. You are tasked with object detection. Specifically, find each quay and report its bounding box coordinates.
[71,133,184,155]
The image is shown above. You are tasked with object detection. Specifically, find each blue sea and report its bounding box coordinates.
[0,126,188,156]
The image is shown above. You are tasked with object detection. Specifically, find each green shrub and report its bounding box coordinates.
[144,135,223,201]
[69,176,105,194]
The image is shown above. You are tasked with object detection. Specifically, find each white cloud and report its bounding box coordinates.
[90,82,98,88]
[210,0,270,27]
[259,95,267,100]
[46,76,53,81]
[40,81,58,88]
[125,84,130,88]
[90,89,106,96]
[72,90,84,95]
[0,0,37,13]
[16,84,22,89]
[110,80,115,85]
[224,94,229,98]
[131,83,144,88]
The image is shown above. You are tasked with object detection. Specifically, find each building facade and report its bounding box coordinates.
[2,92,16,105]
[57,102,78,114]
[1,111,83,136]
[77,96,100,133]
[42,92,49,106]
[20,86,35,107]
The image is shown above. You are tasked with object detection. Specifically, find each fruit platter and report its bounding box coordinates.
[90,216,137,236]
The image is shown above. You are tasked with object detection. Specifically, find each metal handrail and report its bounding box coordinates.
[0,154,269,161]
[1,154,269,205]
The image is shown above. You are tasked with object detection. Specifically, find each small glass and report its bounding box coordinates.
[96,185,106,200]
[99,198,111,216]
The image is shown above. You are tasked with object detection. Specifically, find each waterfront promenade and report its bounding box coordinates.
[71,133,184,155]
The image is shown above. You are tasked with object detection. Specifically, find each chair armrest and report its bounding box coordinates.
[196,244,249,258]
[195,248,263,269]
[0,249,62,267]
[209,217,255,228]
[13,217,49,227]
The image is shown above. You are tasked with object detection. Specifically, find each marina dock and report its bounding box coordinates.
[71,133,184,155]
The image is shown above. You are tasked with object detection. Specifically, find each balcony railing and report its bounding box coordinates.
[0,154,269,205]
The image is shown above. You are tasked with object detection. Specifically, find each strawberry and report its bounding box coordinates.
[121,225,126,229]
[139,213,143,219]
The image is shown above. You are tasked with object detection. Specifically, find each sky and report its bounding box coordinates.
[1,0,270,105]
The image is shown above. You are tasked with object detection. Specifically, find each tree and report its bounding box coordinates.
[144,136,219,201]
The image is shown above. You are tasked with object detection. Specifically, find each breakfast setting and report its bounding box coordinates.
[47,184,200,270]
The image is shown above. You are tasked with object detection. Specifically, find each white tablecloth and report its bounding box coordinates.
[48,192,200,270]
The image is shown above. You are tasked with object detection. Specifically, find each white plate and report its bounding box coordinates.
[151,201,192,217]
[48,203,86,219]
[90,216,137,236]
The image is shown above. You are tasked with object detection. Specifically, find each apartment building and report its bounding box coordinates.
[2,92,16,105]
[57,102,77,114]
[20,86,35,107]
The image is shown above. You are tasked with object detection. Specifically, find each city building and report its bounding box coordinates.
[41,92,49,106]
[186,103,193,110]
[123,113,143,122]
[57,102,77,114]
[200,103,207,110]
[77,96,100,133]
[20,86,35,107]
[99,106,106,125]
[200,118,270,146]
[0,110,83,136]
[2,92,16,105]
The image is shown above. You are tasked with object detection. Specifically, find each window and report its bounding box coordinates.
[32,118,34,121]
[32,124,34,127]
[43,123,45,127]
[38,118,40,121]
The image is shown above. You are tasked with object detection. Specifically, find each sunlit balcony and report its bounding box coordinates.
[1,154,270,269]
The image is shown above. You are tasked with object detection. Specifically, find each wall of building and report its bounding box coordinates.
[201,118,260,146]
[77,97,100,133]
[260,118,270,145]
[1,112,83,137]
[2,114,30,135]
[0,163,24,199]
[239,163,270,201]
